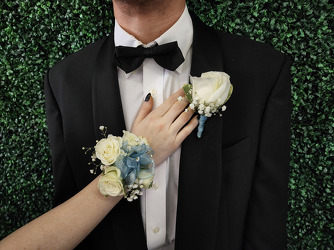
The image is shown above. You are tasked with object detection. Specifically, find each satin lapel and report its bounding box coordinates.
[175,13,225,249]
[91,30,147,249]
[92,31,125,138]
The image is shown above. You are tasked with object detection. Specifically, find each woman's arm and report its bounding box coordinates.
[1,88,197,249]
[0,176,122,250]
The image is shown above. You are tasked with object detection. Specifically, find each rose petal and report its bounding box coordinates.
[191,76,215,101]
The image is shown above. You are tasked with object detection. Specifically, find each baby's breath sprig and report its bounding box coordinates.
[99,125,107,137]
[82,126,109,174]
[124,179,144,201]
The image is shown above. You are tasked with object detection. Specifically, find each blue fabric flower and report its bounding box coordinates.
[115,142,154,186]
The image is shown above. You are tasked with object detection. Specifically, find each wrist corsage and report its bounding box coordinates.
[84,127,155,201]
[182,71,233,138]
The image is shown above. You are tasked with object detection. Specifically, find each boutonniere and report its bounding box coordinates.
[182,71,233,138]
[83,127,155,202]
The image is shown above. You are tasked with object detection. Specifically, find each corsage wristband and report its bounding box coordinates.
[83,127,155,202]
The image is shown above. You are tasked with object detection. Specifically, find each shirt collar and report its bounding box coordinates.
[114,5,193,75]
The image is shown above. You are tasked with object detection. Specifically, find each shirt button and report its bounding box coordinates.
[151,89,157,96]
[153,226,160,234]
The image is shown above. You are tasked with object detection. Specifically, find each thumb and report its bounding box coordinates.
[133,93,154,125]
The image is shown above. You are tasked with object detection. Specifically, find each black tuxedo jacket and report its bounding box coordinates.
[44,13,291,250]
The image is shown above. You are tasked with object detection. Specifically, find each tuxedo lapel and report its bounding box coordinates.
[92,30,125,139]
[175,13,227,249]
[91,30,147,249]
[189,14,224,75]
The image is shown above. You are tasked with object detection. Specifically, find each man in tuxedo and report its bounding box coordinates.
[44,0,291,249]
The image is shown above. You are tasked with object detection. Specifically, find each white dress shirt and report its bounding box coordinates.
[115,5,193,250]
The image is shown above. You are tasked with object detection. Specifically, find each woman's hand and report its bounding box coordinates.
[131,88,198,166]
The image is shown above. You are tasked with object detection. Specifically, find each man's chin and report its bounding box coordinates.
[113,0,164,7]
[113,0,168,15]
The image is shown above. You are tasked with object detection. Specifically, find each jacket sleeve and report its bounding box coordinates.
[44,69,78,207]
[243,55,292,249]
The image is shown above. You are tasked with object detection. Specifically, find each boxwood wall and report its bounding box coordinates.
[1,0,333,248]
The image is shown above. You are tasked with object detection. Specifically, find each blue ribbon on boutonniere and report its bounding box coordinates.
[182,71,233,138]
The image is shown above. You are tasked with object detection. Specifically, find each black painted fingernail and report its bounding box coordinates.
[145,93,151,102]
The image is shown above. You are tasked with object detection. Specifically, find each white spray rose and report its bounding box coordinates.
[122,131,140,147]
[138,171,154,189]
[190,71,232,107]
[123,130,149,146]
[98,166,124,196]
[95,135,122,165]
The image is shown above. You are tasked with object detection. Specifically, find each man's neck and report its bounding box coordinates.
[113,0,186,44]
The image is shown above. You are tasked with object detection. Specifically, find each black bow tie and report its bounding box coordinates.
[114,41,184,74]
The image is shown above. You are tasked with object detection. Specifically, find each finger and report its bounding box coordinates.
[133,93,154,126]
[153,88,185,116]
[163,97,189,123]
[169,108,196,134]
[175,115,199,144]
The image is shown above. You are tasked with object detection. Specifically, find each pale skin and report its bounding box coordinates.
[133,89,198,166]
[0,176,121,250]
[113,0,186,44]
[0,89,198,249]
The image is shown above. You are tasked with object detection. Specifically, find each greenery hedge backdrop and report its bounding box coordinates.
[1,0,333,248]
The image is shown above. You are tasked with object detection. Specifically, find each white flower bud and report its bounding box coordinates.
[189,103,195,110]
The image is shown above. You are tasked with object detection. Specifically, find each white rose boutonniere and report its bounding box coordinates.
[183,71,233,138]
